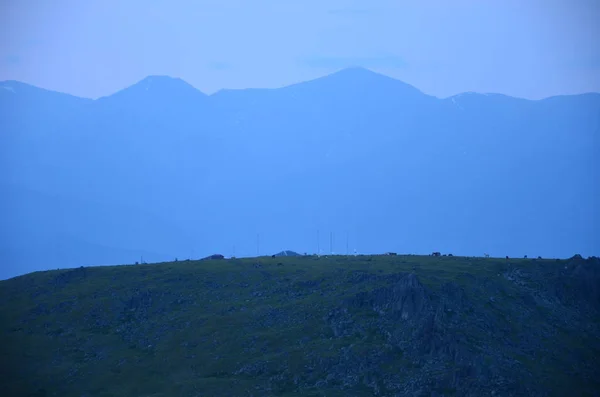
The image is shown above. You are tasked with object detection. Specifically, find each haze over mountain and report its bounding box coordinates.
[1,67,599,280]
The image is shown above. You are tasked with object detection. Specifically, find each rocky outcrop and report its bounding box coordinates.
[346,273,428,320]
[322,272,550,395]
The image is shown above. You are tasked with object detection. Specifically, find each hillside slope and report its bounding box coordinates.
[1,255,599,396]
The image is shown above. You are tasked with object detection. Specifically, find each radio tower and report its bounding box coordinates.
[317,229,320,255]
[330,232,333,255]
[346,232,349,256]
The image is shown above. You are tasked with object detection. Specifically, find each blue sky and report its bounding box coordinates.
[0,0,598,99]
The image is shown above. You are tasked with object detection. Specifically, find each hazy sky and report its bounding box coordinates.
[0,0,598,99]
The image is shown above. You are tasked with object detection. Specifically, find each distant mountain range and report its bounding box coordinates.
[1,67,599,279]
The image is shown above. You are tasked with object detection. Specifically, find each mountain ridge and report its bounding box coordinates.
[1,66,599,279]
[3,68,599,102]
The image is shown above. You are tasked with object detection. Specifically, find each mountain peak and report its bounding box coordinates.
[138,75,188,86]
[1,81,18,94]
[284,67,427,99]
[0,80,92,103]
[102,75,207,102]
[330,66,382,76]
[325,67,417,88]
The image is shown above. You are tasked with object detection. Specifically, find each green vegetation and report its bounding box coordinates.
[1,254,598,396]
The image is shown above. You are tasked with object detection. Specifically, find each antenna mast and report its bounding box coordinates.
[346,232,349,256]
[330,232,333,255]
[256,233,260,256]
[317,229,320,255]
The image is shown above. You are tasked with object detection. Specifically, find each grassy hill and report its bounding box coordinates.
[1,254,599,397]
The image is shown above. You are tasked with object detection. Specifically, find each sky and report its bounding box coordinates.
[0,0,599,100]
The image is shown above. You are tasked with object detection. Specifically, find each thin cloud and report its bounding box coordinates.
[326,8,377,16]
[303,55,407,69]
[23,38,45,49]
[578,55,600,71]
[3,55,20,65]
[207,61,232,71]
[554,55,600,72]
